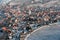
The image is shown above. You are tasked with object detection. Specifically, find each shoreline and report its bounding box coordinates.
[24,22,59,40]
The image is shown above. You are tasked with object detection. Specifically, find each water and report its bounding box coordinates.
[0,0,11,4]
[27,23,60,40]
